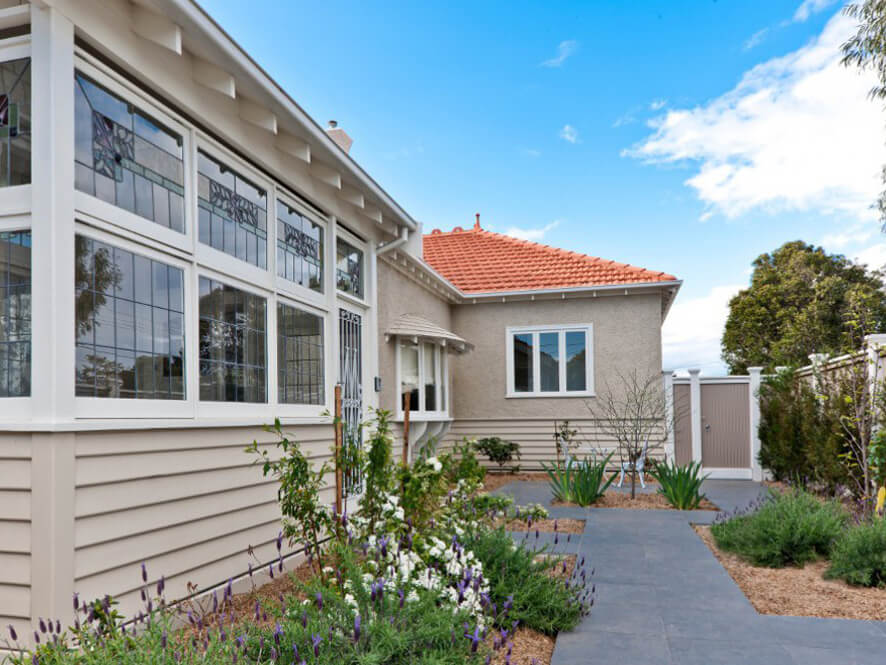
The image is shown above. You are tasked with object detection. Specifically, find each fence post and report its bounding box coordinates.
[747,367,763,482]
[334,384,343,515]
[663,371,675,463]
[688,368,702,465]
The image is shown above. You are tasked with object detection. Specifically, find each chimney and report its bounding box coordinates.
[474,213,481,230]
[325,120,353,154]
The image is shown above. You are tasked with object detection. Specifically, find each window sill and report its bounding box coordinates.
[505,391,596,399]
[394,412,452,423]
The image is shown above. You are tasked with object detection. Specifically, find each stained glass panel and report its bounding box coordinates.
[277,201,323,293]
[277,303,324,405]
[198,151,267,269]
[336,238,363,299]
[0,58,30,187]
[74,72,185,232]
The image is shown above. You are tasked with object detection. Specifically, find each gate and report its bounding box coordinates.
[339,308,363,495]
[668,370,762,480]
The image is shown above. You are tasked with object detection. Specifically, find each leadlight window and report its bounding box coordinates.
[507,326,592,397]
[277,303,324,405]
[198,277,267,402]
[75,235,185,399]
[0,58,30,187]
[198,151,267,269]
[74,72,185,232]
[336,238,363,299]
[0,231,30,397]
[276,201,323,293]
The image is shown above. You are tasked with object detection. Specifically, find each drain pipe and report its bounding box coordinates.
[377,226,409,255]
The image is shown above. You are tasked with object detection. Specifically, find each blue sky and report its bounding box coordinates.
[203,0,885,373]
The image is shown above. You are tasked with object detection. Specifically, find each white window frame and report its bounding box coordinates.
[73,54,194,256]
[395,337,450,421]
[505,324,594,398]
[0,40,32,219]
[275,294,328,418]
[274,188,327,310]
[73,223,194,419]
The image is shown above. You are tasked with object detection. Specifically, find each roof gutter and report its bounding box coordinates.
[461,280,683,300]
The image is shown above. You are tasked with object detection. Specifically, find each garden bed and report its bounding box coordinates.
[505,518,585,534]
[695,525,886,621]
[482,472,549,492]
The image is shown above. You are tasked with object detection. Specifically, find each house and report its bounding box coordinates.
[377,215,680,466]
[0,0,678,647]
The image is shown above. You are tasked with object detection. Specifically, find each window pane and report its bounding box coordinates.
[197,150,267,270]
[566,331,587,392]
[399,341,419,412]
[199,277,266,402]
[276,201,324,293]
[74,72,184,231]
[0,231,30,396]
[0,58,31,187]
[539,332,559,392]
[513,333,533,393]
[74,234,185,399]
[336,238,363,299]
[277,303,324,405]
[423,343,437,412]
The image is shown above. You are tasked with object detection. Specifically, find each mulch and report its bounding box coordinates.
[504,518,585,534]
[555,489,719,511]
[695,525,886,621]
[482,472,549,493]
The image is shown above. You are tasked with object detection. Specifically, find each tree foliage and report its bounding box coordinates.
[721,241,886,373]
[843,1,886,226]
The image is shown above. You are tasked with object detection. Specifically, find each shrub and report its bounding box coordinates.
[441,437,486,488]
[543,452,616,506]
[650,459,708,510]
[758,370,851,492]
[711,489,847,567]
[464,527,587,635]
[361,408,395,529]
[826,518,886,587]
[474,436,521,473]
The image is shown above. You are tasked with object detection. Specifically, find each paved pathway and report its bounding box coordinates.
[497,480,886,665]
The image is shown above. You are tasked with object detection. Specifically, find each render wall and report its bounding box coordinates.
[443,294,664,469]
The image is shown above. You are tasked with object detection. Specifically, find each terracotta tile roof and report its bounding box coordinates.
[422,216,678,295]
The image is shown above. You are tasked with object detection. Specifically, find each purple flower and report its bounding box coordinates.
[73,594,79,612]
[141,562,148,583]
[276,531,283,554]
[464,626,481,653]
[7,625,17,642]
[273,623,282,646]
[161,630,168,649]
[292,644,298,660]
[315,592,323,611]
[270,647,277,661]
[311,633,323,658]
[38,618,46,634]
[398,588,405,609]
[354,614,361,642]
[301,610,307,628]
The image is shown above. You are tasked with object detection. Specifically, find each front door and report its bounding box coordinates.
[338,307,363,496]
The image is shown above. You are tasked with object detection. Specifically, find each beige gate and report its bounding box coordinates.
[700,383,750,469]
[673,383,692,465]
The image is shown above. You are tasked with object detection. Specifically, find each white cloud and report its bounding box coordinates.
[628,11,886,223]
[649,99,667,111]
[852,242,886,270]
[541,40,578,67]
[504,220,560,241]
[794,0,839,22]
[559,124,579,144]
[663,284,744,375]
[744,27,769,50]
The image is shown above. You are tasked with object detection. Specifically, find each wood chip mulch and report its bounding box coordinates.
[482,472,550,493]
[694,525,886,621]
[555,490,719,511]
[504,518,585,534]
[487,626,555,665]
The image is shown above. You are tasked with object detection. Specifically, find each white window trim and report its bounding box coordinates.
[274,294,328,418]
[505,323,594,398]
[73,225,195,419]
[394,337,450,421]
[334,226,368,306]
[273,189,327,310]
[73,55,194,256]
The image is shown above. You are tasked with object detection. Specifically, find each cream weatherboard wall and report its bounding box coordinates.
[443,293,665,469]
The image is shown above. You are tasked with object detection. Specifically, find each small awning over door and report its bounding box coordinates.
[384,314,473,353]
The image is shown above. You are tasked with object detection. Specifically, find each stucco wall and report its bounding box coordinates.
[443,293,665,468]
[376,259,453,416]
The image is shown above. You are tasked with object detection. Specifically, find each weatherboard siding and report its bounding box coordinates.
[0,434,31,645]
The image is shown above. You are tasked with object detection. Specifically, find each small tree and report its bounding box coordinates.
[587,370,673,499]
[474,437,521,473]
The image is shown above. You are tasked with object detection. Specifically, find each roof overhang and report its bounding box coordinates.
[120,0,417,233]
[384,314,473,353]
